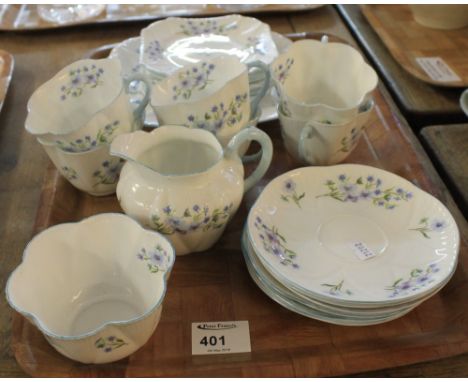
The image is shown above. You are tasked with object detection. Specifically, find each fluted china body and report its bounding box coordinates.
[25,58,150,195]
[271,39,378,122]
[279,100,375,165]
[149,56,270,148]
[6,214,175,364]
[111,125,273,255]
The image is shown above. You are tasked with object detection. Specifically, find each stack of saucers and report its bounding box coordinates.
[243,164,460,326]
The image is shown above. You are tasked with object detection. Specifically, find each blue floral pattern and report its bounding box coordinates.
[386,263,440,297]
[150,203,234,235]
[274,57,294,84]
[186,93,248,134]
[172,62,215,100]
[254,216,299,268]
[137,244,170,273]
[92,158,125,186]
[145,40,163,62]
[280,179,305,208]
[335,127,362,154]
[410,217,447,238]
[321,280,352,296]
[316,174,413,209]
[61,166,78,181]
[55,120,120,153]
[180,19,237,36]
[60,64,104,100]
[95,336,127,352]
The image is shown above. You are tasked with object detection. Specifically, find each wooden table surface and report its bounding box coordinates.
[337,5,467,129]
[1,5,467,377]
[420,124,468,217]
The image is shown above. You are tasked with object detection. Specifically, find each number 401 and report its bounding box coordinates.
[200,335,225,346]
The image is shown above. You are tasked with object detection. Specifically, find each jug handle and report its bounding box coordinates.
[124,74,151,131]
[225,127,273,193]
[247,61,271,119]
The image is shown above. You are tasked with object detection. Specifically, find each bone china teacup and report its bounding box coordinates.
[38,139,125,196]
[149,56,270,147]
[110,125,273,255]
[279,100,375,165]
[25,58,150,147]
[271,39,378,122]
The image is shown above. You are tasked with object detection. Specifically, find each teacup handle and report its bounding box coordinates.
[124,74,151,130]
[225,127,273,193]
[298,124,320,164]
[247,61,271,119]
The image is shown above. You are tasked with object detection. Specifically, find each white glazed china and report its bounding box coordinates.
[246,164,459,307]
[109,33,292,126]
[38,139,125,196]
[243,229,452,318]
[279,100,375,165]
[25,58,150,150]
[111,125,273,255]
[150,56,270,147]
[6,213,175,364]
[241,230,447,326]
[460,88,468,117]
[140,14,278,78]
[271,39,378,121]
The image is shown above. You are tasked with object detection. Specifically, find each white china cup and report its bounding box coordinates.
[278,100,375,165]
[149,56,270,147]
[6,213,175,364]
[38,139,125,196]
[25,58,150,149]
[271,39,378,122]
[25,58,150,195]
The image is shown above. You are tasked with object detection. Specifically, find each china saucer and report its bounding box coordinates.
[246,164,459,307]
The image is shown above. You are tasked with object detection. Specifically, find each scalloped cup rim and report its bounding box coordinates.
[276,99,375,128]
[25,58,124,137]
[271,40,378,112]
[5,213,175,341]
[246,163,460,305]
[150,56,248,108]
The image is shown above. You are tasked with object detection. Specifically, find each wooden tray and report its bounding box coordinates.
[11,79,468,375]
[361,5,468,88]
[0,49,14,115]
[0,4,323,31]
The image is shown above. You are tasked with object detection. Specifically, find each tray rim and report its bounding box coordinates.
[9,29,468,377]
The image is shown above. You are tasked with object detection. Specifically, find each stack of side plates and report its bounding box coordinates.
[243,164,460,326]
